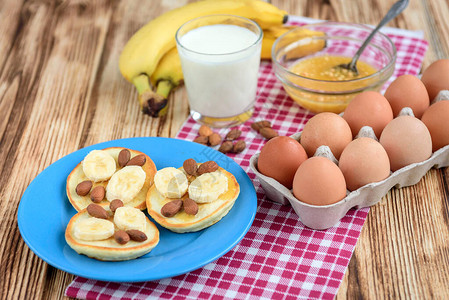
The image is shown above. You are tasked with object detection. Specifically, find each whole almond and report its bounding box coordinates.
[218,141,233,154]
[90,186,105,203]
[225,129,242,140]
[233,140,246,153]
[260,127,279,140]
[183,158,197,175]
[76,180,92,196]
[126,229,148,242]
[86,203,109,219]
[208,133,222,146]
[161,199,183,217]
[109,199,124,212]
[198,125,213,137]
[114,230,130,245]
[193,136,209,145]
[197,161,219,175]
[183,198,199,215]
[126,154,146,166]
[118,149,131,167]
[251,120,271,132]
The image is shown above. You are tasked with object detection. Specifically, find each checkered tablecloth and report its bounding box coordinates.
[65,16,428,300]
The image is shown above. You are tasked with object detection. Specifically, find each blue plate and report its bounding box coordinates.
[18,137,257,282]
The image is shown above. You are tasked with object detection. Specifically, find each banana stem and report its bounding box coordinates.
[156,80,174,99]
[132,74,152,95]
[131,74,168,117]
[153,80,174,117]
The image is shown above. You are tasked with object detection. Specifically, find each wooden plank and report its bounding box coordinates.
[0,0,114,298]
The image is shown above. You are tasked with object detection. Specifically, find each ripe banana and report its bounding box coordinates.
[154,167,189,198]
[82,150,116,182]
[119,0,287,117]
[106,166,146,203]
[114,206,147,231]
[261,25,297,59]
[188,171,228,203]
[74,218,115,241]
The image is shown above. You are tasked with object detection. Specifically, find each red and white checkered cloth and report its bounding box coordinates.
[66,16,428,300]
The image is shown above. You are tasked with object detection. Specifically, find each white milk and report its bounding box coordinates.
[177,24,262,119]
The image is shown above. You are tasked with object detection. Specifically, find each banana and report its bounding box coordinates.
[119,0,287,117]
[106,166,146,203]
[82,150,116,182]
[154,167,189,198]
[188,171,228,203]
[74,217,115,241]
[114,206,147,232]
[261,25,296,59]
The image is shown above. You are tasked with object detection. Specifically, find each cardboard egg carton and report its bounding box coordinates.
[250,97,449,230]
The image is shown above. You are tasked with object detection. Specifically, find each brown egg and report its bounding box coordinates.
[292,156,346,206]
[257,136,308,189]
[300,112,352,159]
[338,137,390,191]
[379,115,432,171]
[342,91,393,138]
[421,59,449,101]
[384,74,429,118]
[421,100,449,152]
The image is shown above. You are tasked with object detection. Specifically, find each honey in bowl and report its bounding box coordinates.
[286,55,378,113]
[290,55,377,81]
[272,22,396,114]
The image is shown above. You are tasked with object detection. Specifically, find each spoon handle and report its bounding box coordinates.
[348,0,409,70]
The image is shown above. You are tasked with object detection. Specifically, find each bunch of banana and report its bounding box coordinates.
[119,0,288,117]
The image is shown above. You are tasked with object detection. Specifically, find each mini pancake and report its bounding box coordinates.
[146,166,240,233]
[66,147,157,211]
[65,204,159,261]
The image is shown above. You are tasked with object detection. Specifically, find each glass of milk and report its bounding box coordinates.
[176,15,262,127]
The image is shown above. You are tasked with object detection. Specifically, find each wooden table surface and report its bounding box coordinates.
[2,0,448,299]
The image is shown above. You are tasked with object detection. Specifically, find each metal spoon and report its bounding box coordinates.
[335,0,409,75]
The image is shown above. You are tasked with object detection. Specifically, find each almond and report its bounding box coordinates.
[183,158,197,175]
[118,149,131,167]
[225,129,242,140]
[90,186,105,203]
[76,180,92,196]
[126,229,148,242]
[193,136,209,145]
[218,141,233,153]
[126,154,146,166]
[251,120,271,132]
[183,198,198,215]
[208,133,222,146]
[198,125,213,137]
[260,127,279,140]
[197,161,219,175]
[233,140,246,153]
[114,230,130,245]
[109,199,124,212]
[86,203,109,219]
[161,199,182,217]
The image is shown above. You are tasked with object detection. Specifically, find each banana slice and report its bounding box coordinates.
[74,217,115,241]
[154,167,188,198]
[106,166,146,203]
[82,150,117,182]
[188,171,228,203]
[114,206,147,232]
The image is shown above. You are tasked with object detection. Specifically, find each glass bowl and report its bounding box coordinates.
[272,21,396,113]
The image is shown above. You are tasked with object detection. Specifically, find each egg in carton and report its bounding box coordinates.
[250,95,449,230]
